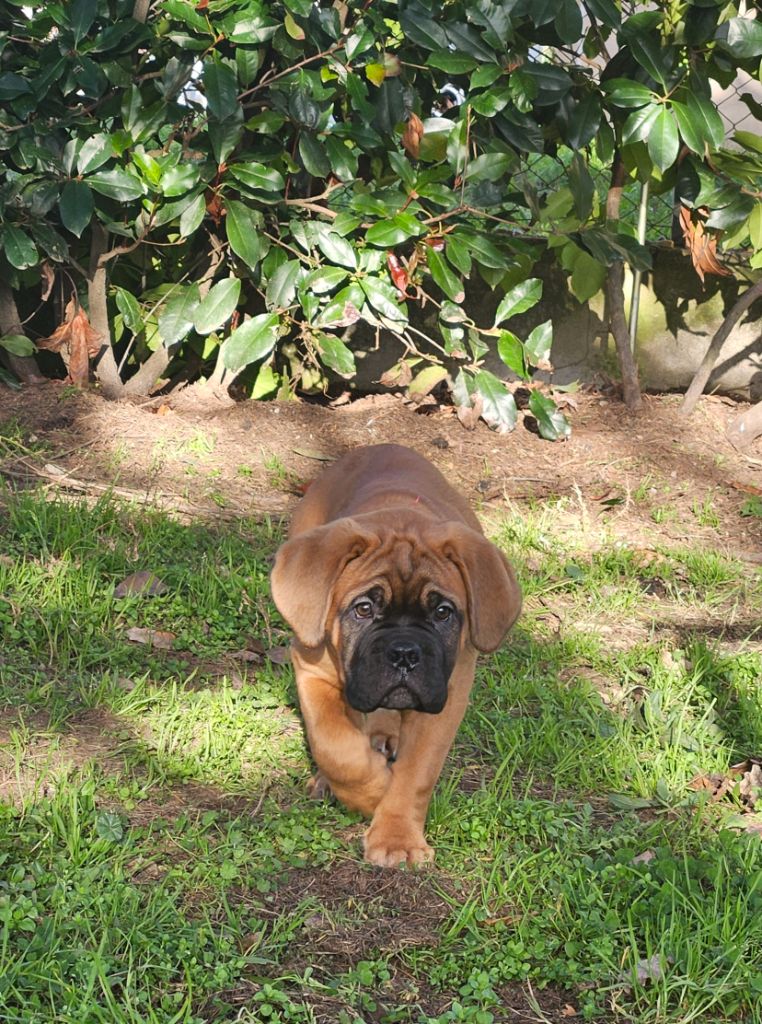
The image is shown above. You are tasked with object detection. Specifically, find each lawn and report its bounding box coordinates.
[1,474,761,1023]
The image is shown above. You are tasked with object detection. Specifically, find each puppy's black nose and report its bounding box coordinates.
[387,640,421,671]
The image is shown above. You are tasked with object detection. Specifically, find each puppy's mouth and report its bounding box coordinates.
[348,673,447,714]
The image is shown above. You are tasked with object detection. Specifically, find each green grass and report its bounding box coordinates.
[1,489,761,1023]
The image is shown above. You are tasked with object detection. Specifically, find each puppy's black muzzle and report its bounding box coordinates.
[345,626,451,715]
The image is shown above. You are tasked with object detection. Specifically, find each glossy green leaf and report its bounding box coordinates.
[203,60,239,121]
[408,364,448,398]
[628,33,669,87]
[622,103,661,146]
[585,0,620,29]
[521,64,572,106]
[316,231,357,270]
[115,288,142,333]
[266,260,302,309]
[303,266,349,294]
[179,193,206,237]
[749,203,762,251]
[158,285,201,346]
[525,320,553,366]
[456,231,512,269]
[193,278,241,335]
[573,249,606,301]
[69,0,97,45]
[568,153,594,220]
[0,333,35,356]
[497,330,527,379]
[427,248,465,303]
[317,334,356,378]
[647,107,679,172]
[464,152,514,183]
[222,313,279,371]
[529,390,571,441]
[603,79,654,108]
[226,200,266,270]
[229,163,285,193]
[86,167,144,201]
[473,370,517,433]
[365,214,424,247]
[299,133,331,177]
[77,134,114,175]
[426,51,478,74]
[445,237,472,276]
[59,181,94,238]
[494,279,542,326]
[325,136,358,181]
[715,17,762,59]
[315,285,364,328]
[554,0,583,43]
[0,72,32,101]
[359,277,408,322]
[2,226,38,270]
[672,94,725,154]
[566,93,602,150]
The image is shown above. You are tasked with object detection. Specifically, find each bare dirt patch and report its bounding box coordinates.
[1,383,761,551]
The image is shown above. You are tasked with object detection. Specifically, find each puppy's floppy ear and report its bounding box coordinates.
[271,519,374,648]
[430,523,521,652]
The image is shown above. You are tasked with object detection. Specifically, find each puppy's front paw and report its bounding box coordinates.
[363,815,434,868]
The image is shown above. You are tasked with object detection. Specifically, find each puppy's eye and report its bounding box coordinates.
[353,600,373,619]
[434,603,453,622]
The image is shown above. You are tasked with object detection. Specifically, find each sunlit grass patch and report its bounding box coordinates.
[1,488,761,1023]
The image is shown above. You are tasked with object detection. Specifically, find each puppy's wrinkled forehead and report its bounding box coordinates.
[343,530,464,604]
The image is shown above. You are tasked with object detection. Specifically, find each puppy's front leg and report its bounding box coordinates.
[293,649,392,816]
[363,649,477,867]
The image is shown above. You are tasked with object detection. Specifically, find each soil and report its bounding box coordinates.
[1,382,761,557]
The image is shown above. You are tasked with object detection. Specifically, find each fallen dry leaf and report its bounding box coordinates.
[37,296,102,386]
[380,361,414,390]
[266,646,291,665]
[456,394,484,431]
[126,627,175,650]
[632,849,656,865]
[678,205,732,283]
[114,572,169,598]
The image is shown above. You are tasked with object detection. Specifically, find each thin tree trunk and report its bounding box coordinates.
[88,223,124,398]
[605,152,643,412]
[680,276,762,417]
[0,283,46,384]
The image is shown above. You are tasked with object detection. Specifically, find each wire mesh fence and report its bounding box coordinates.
[521,4,762,246]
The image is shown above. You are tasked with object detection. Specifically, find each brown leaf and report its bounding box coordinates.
[561,1006,579,1018]
[266,645,291,665]
[114,571,169,598]
[402,112,424,159]
[40,261,56,301]
[126,627,176,649]
[678,205,732,283]
[206,190,224,225]
[456,393,483,431]
[37,296,102,387]
[380,361,413,389]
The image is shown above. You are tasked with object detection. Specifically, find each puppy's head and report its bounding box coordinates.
[271,515,521,714]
